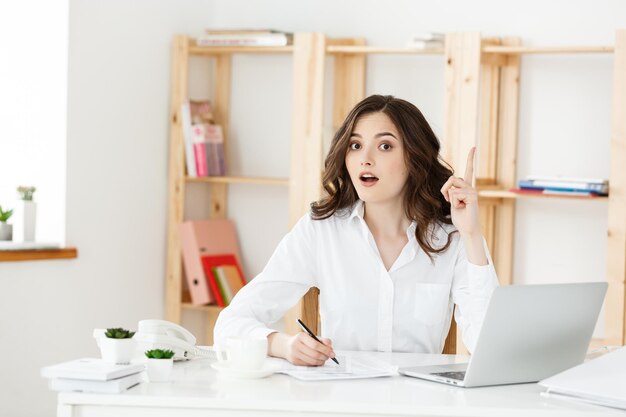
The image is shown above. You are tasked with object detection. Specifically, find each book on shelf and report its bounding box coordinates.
[509,188,600,198]
[212,265,245,305]
[193,138,209,177]
[179,219,244,305]
[409,32,445,41]
[181,100,214,178]
[201,254,246,307]
[191,123,227,176]
[41,358,144,381]
[518,178,608,195]
[48,371,142,394]
[205,28,288,35]
[196,31,293,47]
[406,32,445,49]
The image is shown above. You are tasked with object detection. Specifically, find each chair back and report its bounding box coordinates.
[301,288,457,354]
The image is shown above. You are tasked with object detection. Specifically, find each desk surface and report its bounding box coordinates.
[57,352,622,417]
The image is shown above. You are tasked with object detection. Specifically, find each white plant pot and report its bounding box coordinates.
[99,338,136,364]
[14,200,36,242]
[146,358,173,382]
[0,223,12,241]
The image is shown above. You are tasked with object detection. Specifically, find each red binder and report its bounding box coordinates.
[201,254,246,307]
[179,219,243,305]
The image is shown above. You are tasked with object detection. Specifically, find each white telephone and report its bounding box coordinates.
[94,320,215,361]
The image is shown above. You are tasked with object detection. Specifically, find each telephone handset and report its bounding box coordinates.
[135,319,215,360]
[93,320,215,361]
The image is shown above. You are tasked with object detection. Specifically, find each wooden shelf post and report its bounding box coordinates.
[606,30,626,346]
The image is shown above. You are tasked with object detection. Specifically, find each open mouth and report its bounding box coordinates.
[359,174,379,183]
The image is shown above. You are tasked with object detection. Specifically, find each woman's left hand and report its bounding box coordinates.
[440,147,481,236]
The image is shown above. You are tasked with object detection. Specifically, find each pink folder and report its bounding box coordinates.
[179,219,243,305]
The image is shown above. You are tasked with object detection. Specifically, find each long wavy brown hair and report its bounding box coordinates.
[311,94,456,257]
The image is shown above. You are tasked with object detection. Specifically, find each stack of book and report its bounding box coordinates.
[41,358,145,394]
[512,176,609,197]
[406,32,445,49]
[181,100,227,177]
[179,219,247,306]
[197,29,293,47]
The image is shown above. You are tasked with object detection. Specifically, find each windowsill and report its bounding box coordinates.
[0,247,78,262]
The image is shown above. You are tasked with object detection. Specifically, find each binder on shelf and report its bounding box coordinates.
[201,254,246,307]
[179,219,243,305]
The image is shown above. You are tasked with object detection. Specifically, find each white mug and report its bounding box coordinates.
[216,336,267,371]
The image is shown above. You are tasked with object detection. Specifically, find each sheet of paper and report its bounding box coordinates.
[267,352,397,381]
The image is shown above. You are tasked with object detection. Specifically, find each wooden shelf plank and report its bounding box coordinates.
[181,303,224,313]
[0,247,78,262]
[189,45,294,55]
[478,189,608,201]
[186,175,289,186]
[327,45,444,55]
[482,45,614,54]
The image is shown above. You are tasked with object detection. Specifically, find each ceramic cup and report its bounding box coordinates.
[216,336,268,371]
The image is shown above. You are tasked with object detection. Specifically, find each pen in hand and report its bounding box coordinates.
[297,318,340,365]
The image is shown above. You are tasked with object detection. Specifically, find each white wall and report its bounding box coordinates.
[1,1,625,416]
[0,1,67,243]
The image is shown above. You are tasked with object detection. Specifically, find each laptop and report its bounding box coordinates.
[399,282,607,388]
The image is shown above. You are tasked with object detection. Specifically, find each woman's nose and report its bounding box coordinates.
[360,147,374,166]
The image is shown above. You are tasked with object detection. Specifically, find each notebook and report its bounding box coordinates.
[539,346,626,410]
[41,358,144,381]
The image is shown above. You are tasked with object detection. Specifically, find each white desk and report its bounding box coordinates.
[57,352,622,417]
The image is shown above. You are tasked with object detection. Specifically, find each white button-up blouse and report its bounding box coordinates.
[214,200,499,353]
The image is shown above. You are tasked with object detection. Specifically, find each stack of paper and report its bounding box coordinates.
[268,353,396,381]
[539,346,626,410]
[41,358,145,394]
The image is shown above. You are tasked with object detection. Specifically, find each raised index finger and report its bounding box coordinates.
[464,147,476,186]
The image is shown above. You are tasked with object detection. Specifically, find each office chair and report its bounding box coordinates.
[301,288,457,355]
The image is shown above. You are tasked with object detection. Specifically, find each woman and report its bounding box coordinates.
[214,95,498,366]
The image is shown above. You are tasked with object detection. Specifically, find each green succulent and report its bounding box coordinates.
[17,186,36,201]
[104,328,135,339]
[145,349,175,359]
[0,206,13,223]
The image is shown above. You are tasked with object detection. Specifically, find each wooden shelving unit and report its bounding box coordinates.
[165,31,626,349]
[165,34,327,345]
[466,31,626,347]
[185,175,289,186]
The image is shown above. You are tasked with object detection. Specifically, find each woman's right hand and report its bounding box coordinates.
[268,331,335,366]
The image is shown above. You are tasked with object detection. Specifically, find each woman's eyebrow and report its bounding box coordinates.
[350,132,398,140]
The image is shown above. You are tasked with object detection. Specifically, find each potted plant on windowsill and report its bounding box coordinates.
[145,349,175,382]
[100,328,136,364]
[0,206,14,241]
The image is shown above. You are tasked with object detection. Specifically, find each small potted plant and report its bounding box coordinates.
[145,349,175,382]
[0,206,13,241]
[100,328,136,364]
[16,186,36,241]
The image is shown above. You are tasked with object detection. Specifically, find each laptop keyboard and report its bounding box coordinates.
[431,371,466,381]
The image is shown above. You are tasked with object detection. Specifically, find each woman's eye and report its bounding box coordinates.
[379,143,392,151]
[349,142,361,150]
